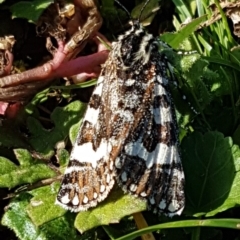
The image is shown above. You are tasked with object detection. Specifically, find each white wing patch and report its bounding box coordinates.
[71,140,111,168]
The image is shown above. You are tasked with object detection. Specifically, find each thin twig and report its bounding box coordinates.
[3,175,63,200]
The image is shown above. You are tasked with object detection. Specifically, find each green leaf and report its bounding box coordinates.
[69,120,82,146]
[161,15,207,49]
[181,131,240,217]
[10,0,53,23]
[27,183,66,226]
[2,193,47,240]
[38,213,78,240]
[1,192,78,240]
[179,56,213,110]
[0,156,18,174]
[0,149,56,189]
[56,148,70,168]
[14,148,35,166]
[28,100,86,158]
[74,187,147,233]
[172,0,193,20]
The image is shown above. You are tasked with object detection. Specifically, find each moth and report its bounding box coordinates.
[56,0,185,217]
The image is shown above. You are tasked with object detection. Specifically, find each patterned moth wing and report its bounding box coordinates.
[112,22,185,216]
[56,20,185,216]
[56,75,117,211]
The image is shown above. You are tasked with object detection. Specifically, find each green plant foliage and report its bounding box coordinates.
[2,193,48,240]
[25,88,50,115]
[56,148,70,170]
[2,0,240,239]
[10,0,54,23]
[69,120,82,146]
[182,131,240,217]
[26,183,67,226]
[2,192,79,240]
[27,100,86,158]
[161,15,207,49]
[74,187,147,233]
[0,149,56,188]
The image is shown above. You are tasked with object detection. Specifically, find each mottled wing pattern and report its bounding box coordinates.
[56,21,185,216]
[106,23,185,216]
[56,76,116,211]
[115,50,184,216]
[56,38,146,211]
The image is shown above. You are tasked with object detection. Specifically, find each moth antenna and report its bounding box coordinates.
[114,0,132,20]
[138,0,151,22]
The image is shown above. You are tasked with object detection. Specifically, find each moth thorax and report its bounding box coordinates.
[134,34,158,65]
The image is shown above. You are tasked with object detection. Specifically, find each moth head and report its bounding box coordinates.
[115,22,159,68]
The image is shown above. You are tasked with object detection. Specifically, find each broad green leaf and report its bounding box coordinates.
[162,50,202,127]
[181,131,240,217]
[178,56,213,109]
[28,100,86,158]
[0,149,56,188]
[2,193,48,240]
[74,187,147,233]
[0,156,17,174]
[38,214,78,240]
[14,148,35,166]
[27,183,66,226]
[10,0,53,23]
[2,192,78,240]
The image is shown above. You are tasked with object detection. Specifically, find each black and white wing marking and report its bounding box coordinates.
[111,22,185,216]
[55,29,146,211]
[56,21,185,216]
[56,76,116,211]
